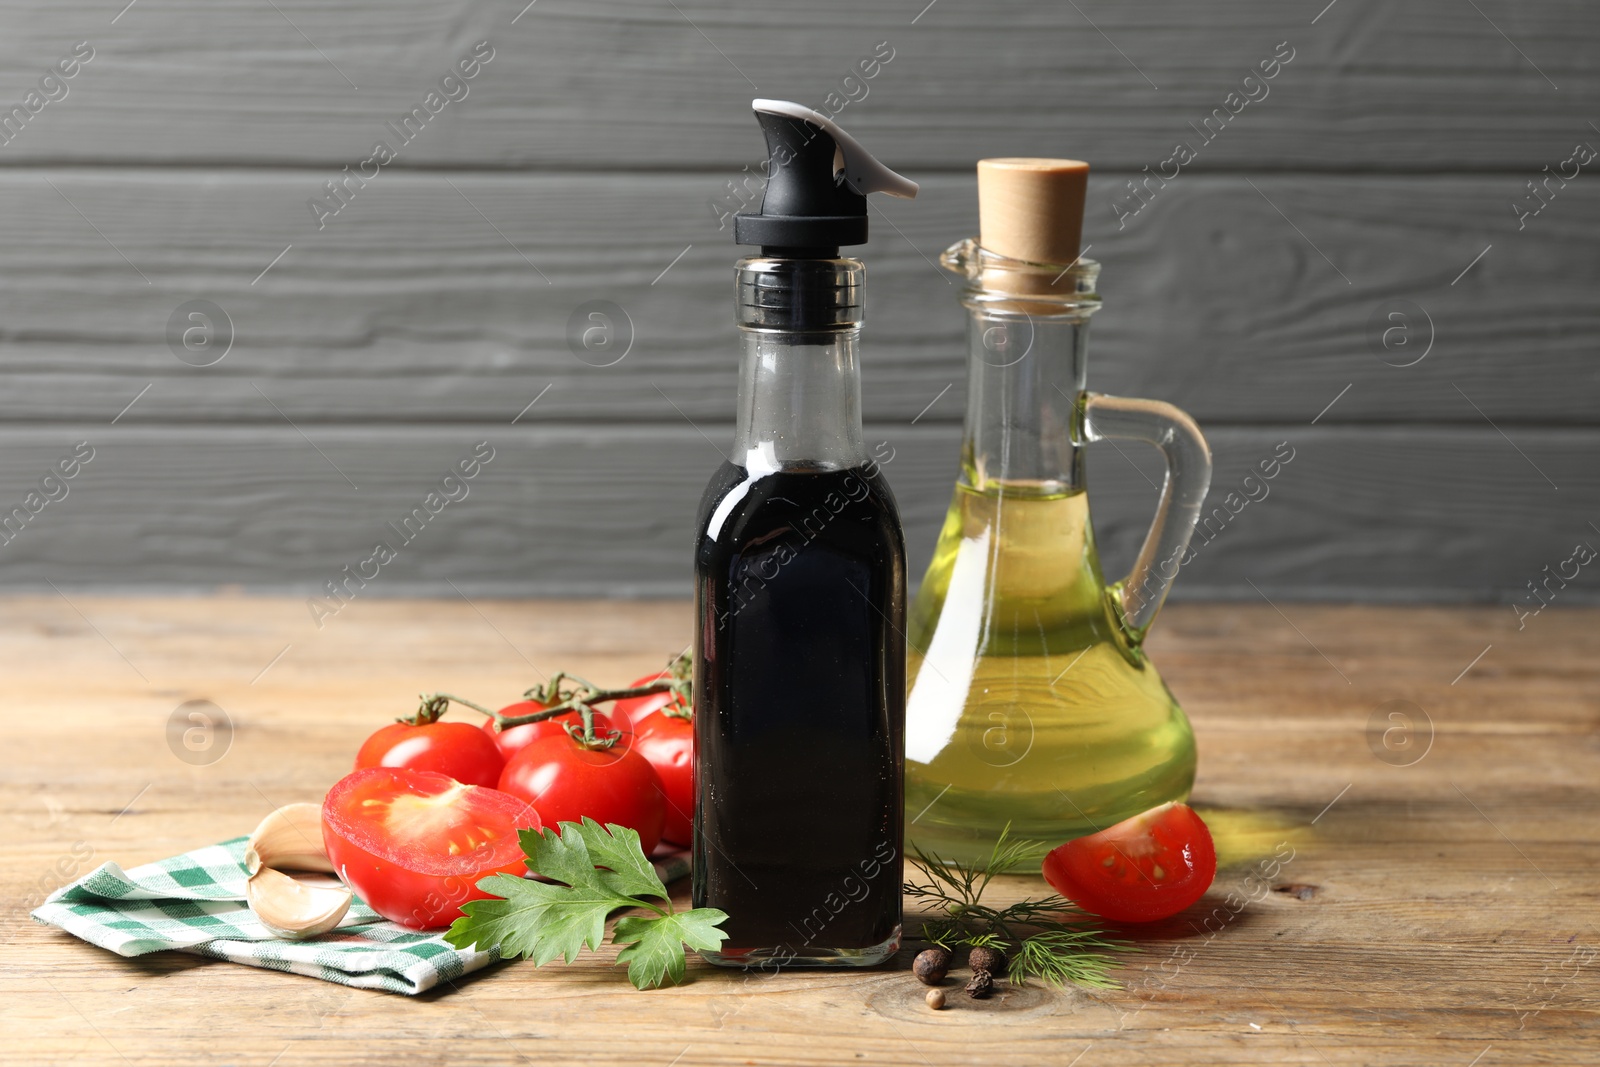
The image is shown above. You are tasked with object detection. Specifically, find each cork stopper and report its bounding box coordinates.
[977,158,1089,265]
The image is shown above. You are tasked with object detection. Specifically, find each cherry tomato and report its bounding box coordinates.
[1042,802,1216,923]
[355,720,504,788]
[632,710,693,846]
[609,671,683,730]
[322,767,540,929]
[481,700,629,763]
[497,735,666,855]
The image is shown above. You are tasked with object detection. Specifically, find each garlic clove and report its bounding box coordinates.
[245,802,335,876]
[247,866,352,939]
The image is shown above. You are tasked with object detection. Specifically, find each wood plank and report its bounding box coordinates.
[0,598,1594,1064]
[0,173,1591,423]
[0,423,1593,603]
[0,1,1594,169]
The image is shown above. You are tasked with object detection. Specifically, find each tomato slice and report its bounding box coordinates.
[1041,802,1216,923]
[322,767,540,929]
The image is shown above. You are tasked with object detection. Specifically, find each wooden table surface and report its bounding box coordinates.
[2,597,1595,1066]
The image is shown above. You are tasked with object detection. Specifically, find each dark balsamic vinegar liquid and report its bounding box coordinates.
[692,460,906,962]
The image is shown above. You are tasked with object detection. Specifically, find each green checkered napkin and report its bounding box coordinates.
[32,835,691,995]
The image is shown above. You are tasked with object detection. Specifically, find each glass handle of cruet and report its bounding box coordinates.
[1081,393,1213,643]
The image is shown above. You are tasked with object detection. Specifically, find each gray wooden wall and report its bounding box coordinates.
[1,0,1596,605]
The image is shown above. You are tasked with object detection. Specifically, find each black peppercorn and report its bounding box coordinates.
[967,945,1007,976]
[913,947,951,985]
[965,970,994,999]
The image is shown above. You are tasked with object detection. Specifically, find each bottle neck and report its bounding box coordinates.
[960,308,1090,493]
[731,256,868,473]
[938,238,1102,495]
[732,327,867,473]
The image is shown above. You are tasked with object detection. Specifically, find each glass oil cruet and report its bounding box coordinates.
[905,159,1213,865]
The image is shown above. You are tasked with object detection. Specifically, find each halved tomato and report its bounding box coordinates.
[322,767,540,929]
[1041,802,1217,923]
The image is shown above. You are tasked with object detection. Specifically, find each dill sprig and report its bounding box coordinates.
[903,825,1128,990]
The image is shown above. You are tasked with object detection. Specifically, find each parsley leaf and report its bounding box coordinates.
[443,818,728,990]
[578,820,670,901]
[614,908,730,989]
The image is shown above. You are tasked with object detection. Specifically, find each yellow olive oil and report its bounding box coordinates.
[904,478,1196,865]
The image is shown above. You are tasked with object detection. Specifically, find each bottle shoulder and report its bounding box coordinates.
[695,462,904,558]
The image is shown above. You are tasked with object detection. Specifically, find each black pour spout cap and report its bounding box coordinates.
[734,99,918,257]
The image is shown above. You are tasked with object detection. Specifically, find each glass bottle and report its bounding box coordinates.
[693,257,906,968]
[904,238,1212,866]
[692,100,916,968]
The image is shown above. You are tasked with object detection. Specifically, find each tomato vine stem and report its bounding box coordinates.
[419,654,693,750]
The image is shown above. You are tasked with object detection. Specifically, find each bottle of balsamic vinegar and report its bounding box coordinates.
[692,100,917,968]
